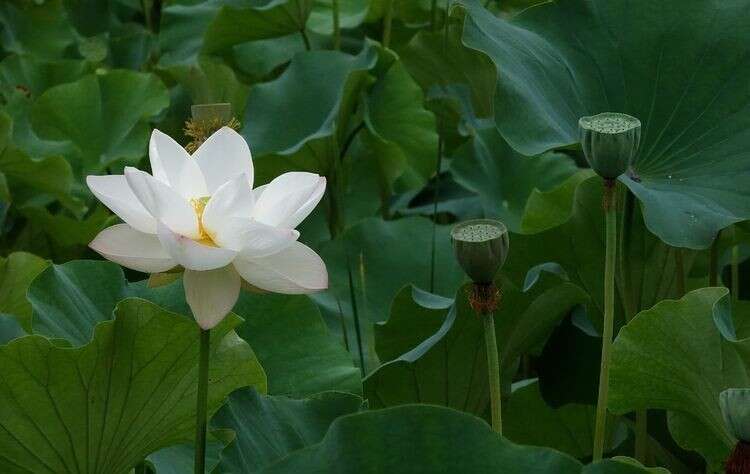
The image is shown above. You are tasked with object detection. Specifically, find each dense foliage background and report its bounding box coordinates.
[1,0,750,472]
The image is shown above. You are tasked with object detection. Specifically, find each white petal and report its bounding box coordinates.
[87,175,156,234]
[89,224,175,273]
[184,266,240,330]
[193,127,254,193]
[231,219,299,256]
[157,222,236,271]
[125,167,199,239]
[149,129,208,199]
[202,173,255,244]
[233,241,327,294]
[251,172,326,229]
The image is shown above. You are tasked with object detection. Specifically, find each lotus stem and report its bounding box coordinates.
[429,136,444,293]
[634,411,648,462]
[194,328,210,473]
[675,248,686,297]
[710,232,720,286]
[346,254,366,376]
[593,180,617,460]
[429,0,451,293]
[382,0,394,49]
[300,29,311,51]
[483,310,502,433]
[732,245,740,302]
[332,0,341,50]
[430,0,438,30]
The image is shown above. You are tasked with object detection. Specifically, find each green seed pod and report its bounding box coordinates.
[579,112,641,179]
[451,219,509,284]
[721,388,750,442]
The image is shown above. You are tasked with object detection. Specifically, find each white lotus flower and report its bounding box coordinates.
[87,127,328,329]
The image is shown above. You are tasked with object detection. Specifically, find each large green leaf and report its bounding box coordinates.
[507,175,686,328]
[28,259,359,397]
[30,70,169,178]
[0,298,266,473]
[233,292,361,397]
[243,45,376,178]
[157,0,221,67]
[400,16,496,119]
[0,251,48,332]
[0,111,80,211]
[258,404,655,473]
[307,0,368,35]
[313,217,464,326]
[456,0,750,249]
[364,61,438,188]
[28,259,187,346]
[505,379,627,459]
[451,127,578,232]
[364,275,587,414]
[372,285,453,363]
[0,0,77,59]
[202,0,314,55]
[609,287,749,469]
[214,389,363,472]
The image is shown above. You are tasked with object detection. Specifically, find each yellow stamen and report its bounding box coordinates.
[190,196,217,246]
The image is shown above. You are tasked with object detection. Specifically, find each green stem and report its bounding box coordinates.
[732,244,740,302]
[429,0,451,293]
[430,0,438,30]
[194,328,210,473]
[593,182,617,461]
[483,311,502,433]
[336,298,350,351]
[300,29,311,51]
[634,411,648,463]
[346,253,366,376]
[141,0,154,32]
[617,190,648,463]
[675,248,686,297]
[332,0,341,50]
[709,232,719,286]
[382,0,394,49]
[429,135,444,293]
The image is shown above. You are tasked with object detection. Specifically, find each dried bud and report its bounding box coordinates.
[579,112,641,179]
[451,219,509,284]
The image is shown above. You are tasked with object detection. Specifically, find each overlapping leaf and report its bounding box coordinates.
[0,298,266,473]
[609,287,749,469]
[455,0,750,249]
[214,389,363,472]
[364,275,587,414]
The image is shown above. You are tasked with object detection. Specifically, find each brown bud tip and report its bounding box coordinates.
[726,441,750,474]
[469,283,500,315]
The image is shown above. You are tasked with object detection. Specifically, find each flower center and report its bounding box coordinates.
[190,196,217,247]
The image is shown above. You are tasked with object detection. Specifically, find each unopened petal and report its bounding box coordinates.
[90,224,175,273]
[157,222,236,271]
[125,167,200,239]
[251,172,326,229]
[184,266,240,330]
[87,175,156,234]
[149,129,208,199]
[233,241,327,294]
[193,127,254,193]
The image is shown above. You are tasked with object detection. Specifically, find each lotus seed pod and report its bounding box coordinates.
[579,112,641,179]
[451,219,509,284]
[721,388,750,442]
